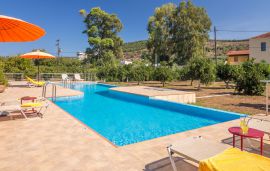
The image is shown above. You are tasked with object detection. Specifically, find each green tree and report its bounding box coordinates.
[217,63,237,88]
[147,3,176,64]
[235,60,265,95]
[117,65,128,82]
[108,66,118,81]
[171,1,211,65]
[141,51,152,62]
[154,62,174,87]
[97,65,110,82]
[256,61,270,78]
[186,57,215,90]
[130,61,149,85]
[80,7,124,65]
[3,57,36,77]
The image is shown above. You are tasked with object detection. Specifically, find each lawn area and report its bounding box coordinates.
[107,81,268,115]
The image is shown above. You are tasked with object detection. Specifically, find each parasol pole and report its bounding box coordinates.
[38,60,40,82]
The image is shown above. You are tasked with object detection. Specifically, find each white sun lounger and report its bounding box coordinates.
[61,74,70,81]
[247,116,270,134]
[0,105,27,118]
[167,136,230,171]
[74,73,84,81]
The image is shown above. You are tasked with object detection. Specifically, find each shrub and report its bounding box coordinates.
[154,62,174,87]
[130,62,148,85]
[256,61,270,78]
[3,57,36,77]
[0,71,7,86]
[0,67,7,86]
[97,65,111,82]
[185,57,216,89]
[117,65,128,82]
[217,63,237,88]
[0,61,7,86]
[235,60,265,95]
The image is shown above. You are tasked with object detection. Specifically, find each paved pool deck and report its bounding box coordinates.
[0,82,269,171]
[110,86,196,104]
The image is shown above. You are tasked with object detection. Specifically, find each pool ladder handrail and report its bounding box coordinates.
[42,82,57,102]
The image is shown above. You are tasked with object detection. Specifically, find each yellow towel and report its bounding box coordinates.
[199,148,270,171]
[21,102,43,108]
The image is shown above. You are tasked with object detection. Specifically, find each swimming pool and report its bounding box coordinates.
[55,83,243,146]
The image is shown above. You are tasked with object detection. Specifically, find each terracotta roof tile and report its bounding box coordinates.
[227,50,249,56]
[251,32,270,39]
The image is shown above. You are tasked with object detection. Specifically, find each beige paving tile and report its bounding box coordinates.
[0,83,269,171]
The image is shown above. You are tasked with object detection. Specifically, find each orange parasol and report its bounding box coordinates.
[20,51,55,81]
[0,15,45,42]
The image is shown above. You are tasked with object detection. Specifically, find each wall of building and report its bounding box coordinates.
[249,38,270,63]
[227,55,249,65]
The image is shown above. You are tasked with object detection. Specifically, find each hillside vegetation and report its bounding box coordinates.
[123,39,249,60]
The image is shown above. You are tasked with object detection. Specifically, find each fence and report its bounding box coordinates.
[4,73,24,81]
[4,73,97,81]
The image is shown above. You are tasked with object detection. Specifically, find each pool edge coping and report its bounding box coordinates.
[51,82,246,147]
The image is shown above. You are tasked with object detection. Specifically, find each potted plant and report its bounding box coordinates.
[0,69,7,93]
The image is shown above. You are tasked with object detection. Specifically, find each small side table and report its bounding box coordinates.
[228,127,264,155]
[20,96,37,113]
[20,96,37,104]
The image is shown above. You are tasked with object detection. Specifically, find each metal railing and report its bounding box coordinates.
[4,73,24,81]
[42,82,57,102]
[4,73,97,81]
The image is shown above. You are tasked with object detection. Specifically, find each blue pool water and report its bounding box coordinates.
[55,83,243,146]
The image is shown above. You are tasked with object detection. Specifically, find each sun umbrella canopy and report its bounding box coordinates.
[0,15,45,42]
[20,51,55,59]
[20,51,55,81]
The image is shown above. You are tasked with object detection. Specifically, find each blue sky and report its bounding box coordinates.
[0,0,270,56]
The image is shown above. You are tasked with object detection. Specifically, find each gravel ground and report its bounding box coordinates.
[107,81,268,115]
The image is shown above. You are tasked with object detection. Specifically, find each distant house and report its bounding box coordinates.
[120,60,132,65]
[227,32,270,64]
[77,52,87,60]
[227,50,249,65]
[249,32,270,63]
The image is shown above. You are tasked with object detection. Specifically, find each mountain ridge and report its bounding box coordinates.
[123,39,249,60]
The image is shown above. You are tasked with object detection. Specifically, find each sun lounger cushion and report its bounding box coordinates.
[26,76,45,86]
[199,148,270,171]
[21,102,43,108]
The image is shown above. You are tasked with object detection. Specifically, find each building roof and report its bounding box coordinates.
[251,32,270,39]
[227,50,249,56]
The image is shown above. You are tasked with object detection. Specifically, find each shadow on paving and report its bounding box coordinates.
[144,157,197,171]
[0,111,41,122]
[145,137,270,171]
[222,136,270,157]
[234,103,265,111]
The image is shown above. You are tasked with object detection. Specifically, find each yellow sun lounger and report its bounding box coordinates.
[167,136,270,171]
[21,102,49,118]
[0,102,49,119]
[26,76,46,87]
[199,148,270,171]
